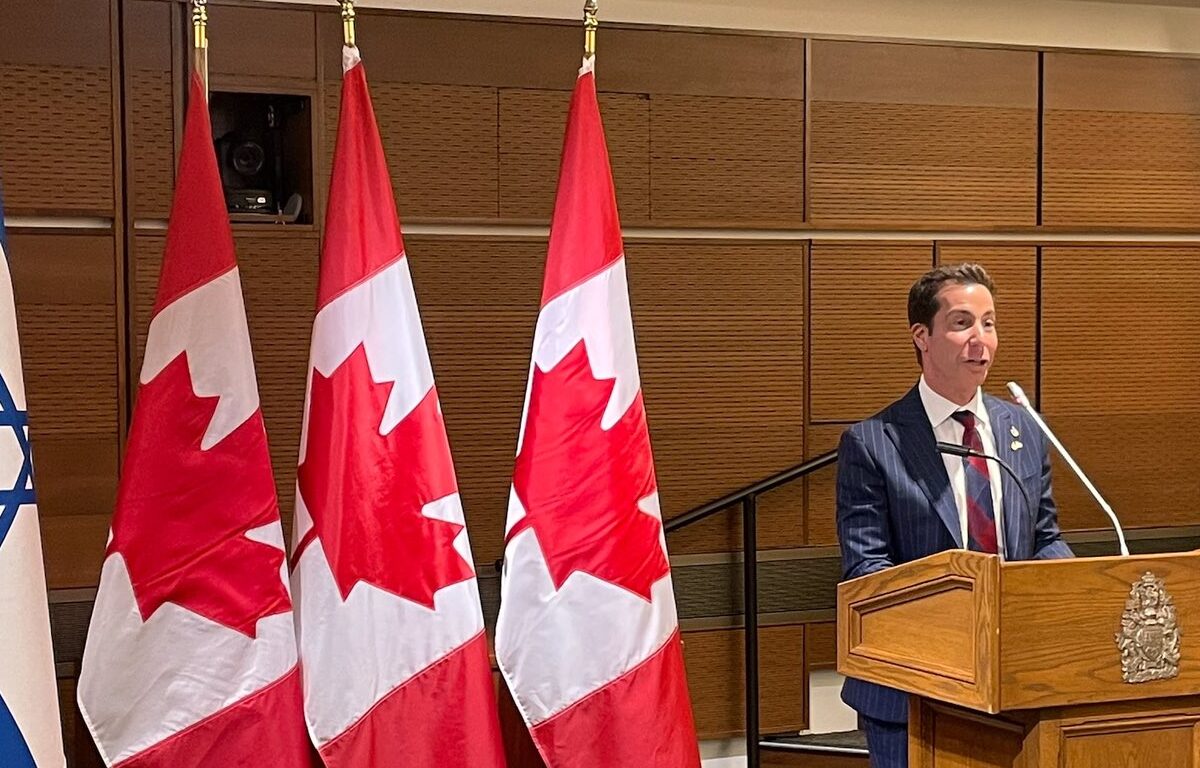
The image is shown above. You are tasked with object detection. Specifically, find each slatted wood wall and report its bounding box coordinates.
[0,0,123,599]
[1041,245,1200,531]
[808,41,1038,228]
[314,13,804,228]
[1043,53,1200,228]
[9,0,1200,758]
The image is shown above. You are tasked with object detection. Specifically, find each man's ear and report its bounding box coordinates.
[911,323,929,354]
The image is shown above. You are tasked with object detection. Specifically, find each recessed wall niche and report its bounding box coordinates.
[209,91,313,225]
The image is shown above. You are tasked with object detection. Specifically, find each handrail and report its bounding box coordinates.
[663,447,840,768]
[663,449,839,534]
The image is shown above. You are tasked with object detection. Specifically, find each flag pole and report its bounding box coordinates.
[191,0,209,95]
[583,0,598,60]
[341,0,357,48]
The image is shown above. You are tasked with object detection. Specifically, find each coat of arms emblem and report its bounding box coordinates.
[1115,572,1181,684]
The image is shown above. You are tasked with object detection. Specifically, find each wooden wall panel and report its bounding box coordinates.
[809,41,1037,228]
[810,242,932,423]
[130,234,159,365]
[757,482,807,551]
[1042,245,1200,531]
[650,95,804,225]
[603,29,804,100]
[806,621,839,671]
[322,80,499,220]
[606,29,806,225]
[1044,53,1200,228]
[9,232,119,588]
[616,28,805,226]
[683,625,806,739]
[9,234,119,436]
[42,515,112,591]
[629,241,805,554]
[208,5,316,84]
[0,0,115,216]
[499,89,650,223]
[124,0,176,220]
[317,12,577,91]
[935,244,1038,396]
[317,10,802,225]
[805,423,845,547]
[318,12,802,98]
[131,230,320,535]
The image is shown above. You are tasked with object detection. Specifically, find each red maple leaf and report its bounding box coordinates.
[297,343,474,606]
[108,353,291,638]
[509,340,669,601]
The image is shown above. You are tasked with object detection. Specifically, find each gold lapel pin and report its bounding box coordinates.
[1010,425,1020,438]
[1011,439,1024,451]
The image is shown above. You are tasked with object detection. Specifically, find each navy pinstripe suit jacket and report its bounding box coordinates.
[836,384,1073,723]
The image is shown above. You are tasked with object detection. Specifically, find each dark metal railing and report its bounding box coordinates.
[663,449,839,768]
[663,451,840,535]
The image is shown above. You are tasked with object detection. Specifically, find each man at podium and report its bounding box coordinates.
[835,264,1073,768]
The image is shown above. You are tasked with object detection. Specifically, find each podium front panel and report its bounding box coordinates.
[839,551,1001,713]
[999,552,1200,710]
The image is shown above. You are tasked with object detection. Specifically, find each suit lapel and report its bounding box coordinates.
[988,400,1024,560]
[884,386,964,548]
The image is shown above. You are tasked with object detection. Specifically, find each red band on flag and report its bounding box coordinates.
[154,74,238,317]
[539,71,624,308]
[530,633,700,768]
[317,61,406,310]
[318,633,505,768]
[112,668,310,768]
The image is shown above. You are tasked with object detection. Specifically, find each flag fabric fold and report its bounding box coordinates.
[0,180,66,768]
[494,57,701,768]
[290,45,505,768]
[77,73,311,768]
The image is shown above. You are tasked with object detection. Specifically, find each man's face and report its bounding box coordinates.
[912,282,997,400]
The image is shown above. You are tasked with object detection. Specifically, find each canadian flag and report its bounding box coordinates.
[495,58,701,768]
[77,74,311,767]
[290,46,505,767]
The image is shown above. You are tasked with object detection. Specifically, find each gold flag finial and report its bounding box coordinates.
[583,0,598,59]
[192,0,208,49]
[341,0,357,48]
[191,0,209,93]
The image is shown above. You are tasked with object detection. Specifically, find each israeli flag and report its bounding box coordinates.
[0,180,65,767]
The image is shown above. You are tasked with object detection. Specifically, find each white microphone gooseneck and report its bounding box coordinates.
[1006,381,1129,557]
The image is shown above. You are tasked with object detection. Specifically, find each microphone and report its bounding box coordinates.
[935,442,1033,555]
[1006,381,1130,557]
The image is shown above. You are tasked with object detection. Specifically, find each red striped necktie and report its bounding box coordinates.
[951,410,998,555]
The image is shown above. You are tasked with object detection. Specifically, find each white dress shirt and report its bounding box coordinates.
[917,376,1006,558]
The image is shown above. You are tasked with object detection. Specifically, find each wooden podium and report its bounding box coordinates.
[837,550,1200,767]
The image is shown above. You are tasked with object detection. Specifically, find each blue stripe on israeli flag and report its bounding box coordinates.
[0,177,65,767]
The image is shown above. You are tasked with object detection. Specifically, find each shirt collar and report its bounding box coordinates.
[918,375,989,430]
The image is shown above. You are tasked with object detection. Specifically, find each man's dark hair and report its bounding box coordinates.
[907,263,996,365]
